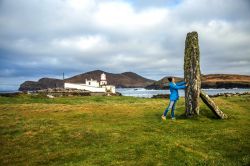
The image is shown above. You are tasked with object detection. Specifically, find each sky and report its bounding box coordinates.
[0,0,250,90]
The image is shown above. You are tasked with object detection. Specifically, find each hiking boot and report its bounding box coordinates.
[161,115,166,120]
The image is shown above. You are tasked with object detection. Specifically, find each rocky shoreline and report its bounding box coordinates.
[0,88,122,98]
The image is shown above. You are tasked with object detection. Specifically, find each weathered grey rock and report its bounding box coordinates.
[184,31,201,117]
[200,90,228,119]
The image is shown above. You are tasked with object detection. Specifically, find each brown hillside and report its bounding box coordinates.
[65,70,155,88]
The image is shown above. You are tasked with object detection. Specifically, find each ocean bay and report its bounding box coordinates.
[117,88,250,98]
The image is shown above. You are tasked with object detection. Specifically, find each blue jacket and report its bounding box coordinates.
[169,81,186,101]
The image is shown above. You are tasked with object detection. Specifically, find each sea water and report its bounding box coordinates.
[116,88,250,98]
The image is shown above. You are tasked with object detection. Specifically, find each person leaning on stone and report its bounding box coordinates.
[162,77,188,120]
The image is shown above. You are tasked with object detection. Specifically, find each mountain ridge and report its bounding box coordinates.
[19,71,250,91]
[19,70,155,91]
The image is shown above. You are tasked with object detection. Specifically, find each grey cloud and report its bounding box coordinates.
[0,0,250,89]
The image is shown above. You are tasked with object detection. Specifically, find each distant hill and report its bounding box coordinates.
[201,74,250,89]
[65,70,155,88]
[19,70,155,91]
[19,78,64,91]
[145,74,250,89]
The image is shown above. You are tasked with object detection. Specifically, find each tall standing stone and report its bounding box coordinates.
[184,31,201,117]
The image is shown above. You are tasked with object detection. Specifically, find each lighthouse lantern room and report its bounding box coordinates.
[100,73,107,86]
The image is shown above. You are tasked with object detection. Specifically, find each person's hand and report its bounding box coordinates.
[186,83,189,86]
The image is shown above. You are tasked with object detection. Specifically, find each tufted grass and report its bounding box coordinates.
[0,95,249,165]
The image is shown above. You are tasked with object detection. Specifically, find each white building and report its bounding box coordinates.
[64,73,116,93]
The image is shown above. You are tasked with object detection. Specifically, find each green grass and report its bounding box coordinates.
[0,95,249,165]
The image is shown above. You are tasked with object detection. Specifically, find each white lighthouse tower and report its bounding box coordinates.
[100,73,107,86]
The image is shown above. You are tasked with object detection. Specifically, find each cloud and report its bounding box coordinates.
[93,1,169,32]
[0,0,250,90]
[51,35,109,51]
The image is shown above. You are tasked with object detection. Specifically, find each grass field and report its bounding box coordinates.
[0,94,249,165]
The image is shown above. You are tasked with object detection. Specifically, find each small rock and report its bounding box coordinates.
[47,94,55,98]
